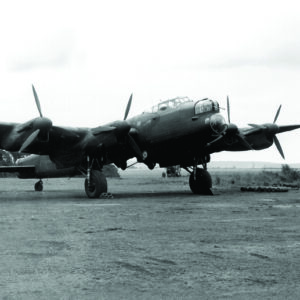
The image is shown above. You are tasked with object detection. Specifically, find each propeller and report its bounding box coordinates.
[19,85,53,152]
[123,94,146,161]
[247,104,300,159]
[92,93,145,162]
[248,105,285,159]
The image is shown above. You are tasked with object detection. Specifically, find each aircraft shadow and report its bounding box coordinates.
[0,189,214,202]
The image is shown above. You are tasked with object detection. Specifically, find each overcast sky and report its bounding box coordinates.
[0,0,300,163]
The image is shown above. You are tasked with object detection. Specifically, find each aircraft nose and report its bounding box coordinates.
[209,114,227,134]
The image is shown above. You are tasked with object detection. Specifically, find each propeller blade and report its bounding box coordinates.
[206,134,224,147]
[227,96,230,124]
[19,129,40,153]
[124,94,133,120]
[236,133,253,150]
[274,135,285,159]
[127,134,144,161]
[273,104,282,123]
[32,85,43,118]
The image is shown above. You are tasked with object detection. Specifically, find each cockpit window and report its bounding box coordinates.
[195,99,219,115]
[144,97,193,113]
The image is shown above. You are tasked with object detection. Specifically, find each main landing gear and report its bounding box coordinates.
[33,170,107,198]
[184,157,213,195]
[84,170,107,198]
[188,167,213,195]
[84,156,107,198]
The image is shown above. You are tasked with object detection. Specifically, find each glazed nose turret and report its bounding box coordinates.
[209,113,227,134]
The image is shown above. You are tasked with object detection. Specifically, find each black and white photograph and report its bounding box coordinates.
[0,0,300,299]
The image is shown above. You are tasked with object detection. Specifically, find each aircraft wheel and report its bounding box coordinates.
[189,168,212,195]
[84,170,107,198]
[34,180,43,192]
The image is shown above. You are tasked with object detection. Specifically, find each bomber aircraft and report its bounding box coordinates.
[0,85,300,197]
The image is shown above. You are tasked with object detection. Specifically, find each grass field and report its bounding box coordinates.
[0,175,300,299]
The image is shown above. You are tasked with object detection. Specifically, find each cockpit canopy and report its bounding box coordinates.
[194,98,219,115]
[144,97,220,115]
[145,97,193,113]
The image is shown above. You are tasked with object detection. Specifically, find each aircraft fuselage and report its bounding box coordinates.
[124,98,226,167]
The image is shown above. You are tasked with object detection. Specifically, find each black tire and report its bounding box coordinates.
[84,170,107,198]
[189,168,212,195]
[34,181,43,192]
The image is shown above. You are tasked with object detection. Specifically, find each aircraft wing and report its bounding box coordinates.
[208,123,300,160]
[0,119,134,169]
[206,120,300,159]
[50,126,81,141]
[0,121,82,151]
[0,123,18,145]
[0,87,139,170]
[0,123,16,133]
[0,165,35,173]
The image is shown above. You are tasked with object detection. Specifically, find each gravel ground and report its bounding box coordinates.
[0,170,299,299]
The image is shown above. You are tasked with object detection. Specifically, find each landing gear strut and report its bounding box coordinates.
[34,180,43,192]
[185,167,213,195]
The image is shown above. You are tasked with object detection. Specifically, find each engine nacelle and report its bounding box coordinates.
[247,133,273,150]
